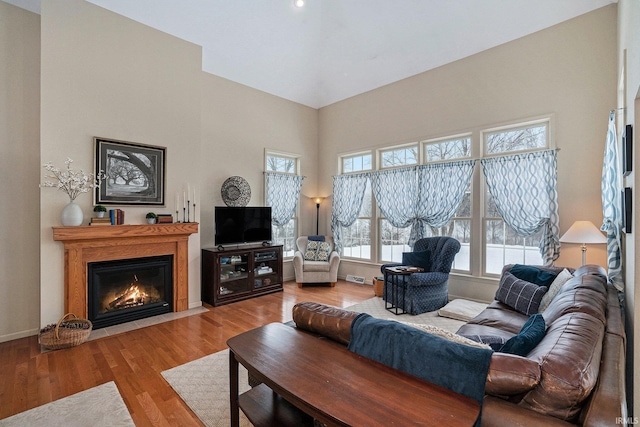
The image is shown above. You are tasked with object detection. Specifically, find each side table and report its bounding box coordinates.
[384,266,424,315]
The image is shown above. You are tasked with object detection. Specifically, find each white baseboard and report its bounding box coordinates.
[0,327,39,343]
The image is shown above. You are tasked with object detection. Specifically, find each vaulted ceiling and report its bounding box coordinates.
[5,0,616,108]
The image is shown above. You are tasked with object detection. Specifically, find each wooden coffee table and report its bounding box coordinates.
[227,322,480,427]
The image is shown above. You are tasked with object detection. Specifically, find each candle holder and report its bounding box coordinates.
[175,210,180,223]
[187,199,191,222]
[193,202,197,223]
[182,207,186,223]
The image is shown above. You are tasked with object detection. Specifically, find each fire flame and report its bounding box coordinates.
[108,275,152,310]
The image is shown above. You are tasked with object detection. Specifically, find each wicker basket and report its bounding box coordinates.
[38,313,93,350]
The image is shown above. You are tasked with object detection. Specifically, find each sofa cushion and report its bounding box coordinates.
[402,250,431,271]
[495,272,548,315]
[499,314,546,356]
[438,299,488,322]
[539,268,573,312]
[510,264,558,287]
[521,312,605,420]
[542,286,608,326]
[302,260,332,272]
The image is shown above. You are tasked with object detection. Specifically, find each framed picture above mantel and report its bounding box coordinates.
[94,137,166,206]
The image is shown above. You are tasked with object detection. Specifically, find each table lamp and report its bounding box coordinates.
[559,220,607,265]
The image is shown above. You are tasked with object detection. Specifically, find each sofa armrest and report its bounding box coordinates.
[292,302,360,346]
[485,352,541,396]
[329,251,340,269]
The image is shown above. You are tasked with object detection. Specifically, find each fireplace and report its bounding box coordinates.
[88,255,173,329]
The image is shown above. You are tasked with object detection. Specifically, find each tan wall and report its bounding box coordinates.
[39,0,203,326]
[199,73,318,280]
[0,2,41,341]
[318,5,617,301]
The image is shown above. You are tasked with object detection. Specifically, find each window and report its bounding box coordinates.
[341,180,372,259]
[424,135,472,162]
[482,121,549,274]
[342,153,372,173]
[380,145,418,168]
[265,152,301,257]
[335,116,553,278]
[266,154,296,173]
[484,122,547,155]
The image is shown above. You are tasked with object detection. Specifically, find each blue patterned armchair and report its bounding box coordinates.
[381,236,461,315]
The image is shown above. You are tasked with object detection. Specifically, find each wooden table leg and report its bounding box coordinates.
[229,348,239,427]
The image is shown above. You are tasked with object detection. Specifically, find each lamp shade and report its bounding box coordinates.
[560,221,607,244]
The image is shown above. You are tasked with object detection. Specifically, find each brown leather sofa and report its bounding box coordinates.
[292,264,627,427]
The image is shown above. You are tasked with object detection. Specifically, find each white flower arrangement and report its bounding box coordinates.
[40,157,105,202]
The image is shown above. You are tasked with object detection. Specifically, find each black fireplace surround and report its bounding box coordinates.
[88,255,173,329]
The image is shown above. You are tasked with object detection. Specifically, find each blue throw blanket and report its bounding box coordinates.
[307,235,325,241]
[347,314,492,426]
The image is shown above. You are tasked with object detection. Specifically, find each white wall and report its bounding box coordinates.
[618,0,640,417]
[0,2,41,340]
[318,5,618,302]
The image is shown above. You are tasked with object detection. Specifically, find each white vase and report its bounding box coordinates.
[61,200,84,226]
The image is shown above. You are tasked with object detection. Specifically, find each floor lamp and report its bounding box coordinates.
[313,197,324,235]
[559,220,607,265]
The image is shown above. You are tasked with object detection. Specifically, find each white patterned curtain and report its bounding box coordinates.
[601,111,623,291]
[331,173,369,253]
[265,172,304,226]
[481,150,560,265]
[370,161,475,247]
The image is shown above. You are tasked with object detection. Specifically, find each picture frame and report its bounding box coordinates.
[622,124,633,176]
[94,137,166,206]
[623,187,632,234]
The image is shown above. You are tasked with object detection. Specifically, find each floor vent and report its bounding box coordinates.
[345,274,366,284]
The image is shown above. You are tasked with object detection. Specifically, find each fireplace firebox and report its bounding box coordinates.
[88,255,173,329]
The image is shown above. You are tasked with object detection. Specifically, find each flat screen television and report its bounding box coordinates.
[215,206,272,246]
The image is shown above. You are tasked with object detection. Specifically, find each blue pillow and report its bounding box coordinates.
[499,314,546,357]
[402,251,431,271]
[510,264,557,287]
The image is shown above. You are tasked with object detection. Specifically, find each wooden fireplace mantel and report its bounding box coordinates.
[53,223,199,319]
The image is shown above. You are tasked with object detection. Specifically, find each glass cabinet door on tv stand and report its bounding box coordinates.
[201,245,283,306]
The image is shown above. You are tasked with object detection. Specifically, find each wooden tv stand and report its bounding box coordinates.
[201,245,283,306]
[227,322,480,427]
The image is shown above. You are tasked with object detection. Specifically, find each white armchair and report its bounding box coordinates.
[293,236,340,288]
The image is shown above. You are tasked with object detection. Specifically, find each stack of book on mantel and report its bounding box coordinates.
[90,217,112,226]
[109,209,125,225]
[156,214,174,224]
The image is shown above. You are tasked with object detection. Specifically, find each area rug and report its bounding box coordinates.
[0,381,133,427]
[161,349,251,427]
[161,297,486,426]
[345,296,470,332]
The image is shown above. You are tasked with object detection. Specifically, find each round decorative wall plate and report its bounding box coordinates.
[221,176,251,207]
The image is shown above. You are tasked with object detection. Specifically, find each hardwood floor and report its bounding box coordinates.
[0,280,373,425]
